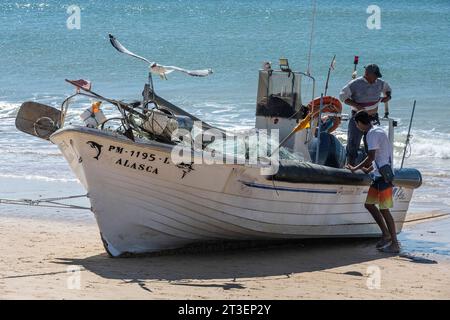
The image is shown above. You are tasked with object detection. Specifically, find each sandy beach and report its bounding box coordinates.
[1,214,449,300]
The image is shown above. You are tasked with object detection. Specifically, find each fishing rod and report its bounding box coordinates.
[352,55,359,79]
[315,94,324,164]
[64,79,144,118]
[64,79,144,141]
[306,0,317,76]
[324,55,336,96]
[400,100,416,169]
[270,107,320,157]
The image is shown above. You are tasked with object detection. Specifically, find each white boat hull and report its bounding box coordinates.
[51,126,415,256]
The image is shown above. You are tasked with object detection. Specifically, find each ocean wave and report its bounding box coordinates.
[2,3,51,11]
[336,127,450,160]
[0,100,122,126]
[0,102,20,118]
[2,149,62,157]
[420,170,450,178]
[3,99,450,161]
[406,136,450,160]
[0,173,77,183]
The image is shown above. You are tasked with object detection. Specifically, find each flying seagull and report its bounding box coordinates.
[109,34,213,79]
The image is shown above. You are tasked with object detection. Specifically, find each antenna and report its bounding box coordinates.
[306,0,317,76]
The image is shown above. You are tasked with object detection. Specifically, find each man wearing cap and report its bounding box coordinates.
[339,64,392,165]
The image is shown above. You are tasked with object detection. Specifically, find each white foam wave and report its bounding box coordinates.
[0,101,20,119]
[336,127,450,160]
[0,173,77,183]
[12,3,50,10]
[406,135,450,160]
[3,98,450,161]
[2,149,62,157]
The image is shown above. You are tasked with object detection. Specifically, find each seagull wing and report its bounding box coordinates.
[109,34,153,65]
[162,65,213,77]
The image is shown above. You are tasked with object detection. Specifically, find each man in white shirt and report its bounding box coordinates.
[340,64,392,165]
[346,110,400,254]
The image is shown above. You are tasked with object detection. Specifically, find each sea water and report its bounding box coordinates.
[0,0,449,216]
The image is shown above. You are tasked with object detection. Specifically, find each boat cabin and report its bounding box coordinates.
[255,59,346,168]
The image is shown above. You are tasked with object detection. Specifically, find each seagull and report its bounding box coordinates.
[109,34,213,80]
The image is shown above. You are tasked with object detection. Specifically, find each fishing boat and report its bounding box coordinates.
[15,35,422,256]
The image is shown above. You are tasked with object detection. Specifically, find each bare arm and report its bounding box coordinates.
[346,150,376,173]
[380,91,391,103]
[361,164,374,174]
[381,90,391,118]
[381,82,392,103]
[344,98,364,111]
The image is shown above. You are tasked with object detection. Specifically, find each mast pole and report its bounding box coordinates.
[315,93,324,164]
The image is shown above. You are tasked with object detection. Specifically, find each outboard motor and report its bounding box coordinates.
[16,102,61,140]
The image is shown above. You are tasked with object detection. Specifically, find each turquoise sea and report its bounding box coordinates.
[0,0,449,215]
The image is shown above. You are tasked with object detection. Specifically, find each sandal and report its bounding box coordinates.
[375,238,391,249]
[378,244,401,254]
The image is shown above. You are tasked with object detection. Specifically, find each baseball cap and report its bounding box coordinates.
[364,64,382,78]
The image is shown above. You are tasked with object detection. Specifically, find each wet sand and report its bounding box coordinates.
[0,214,449,299]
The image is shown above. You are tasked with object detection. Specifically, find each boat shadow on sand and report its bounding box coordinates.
[52,237,440,290]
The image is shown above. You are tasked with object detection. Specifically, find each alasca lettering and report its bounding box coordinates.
[115,158,159,174]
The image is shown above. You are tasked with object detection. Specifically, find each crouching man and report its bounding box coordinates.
[346,110,400,254]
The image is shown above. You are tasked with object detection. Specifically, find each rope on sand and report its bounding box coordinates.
[404,212,449,224]
[0,194,90,210]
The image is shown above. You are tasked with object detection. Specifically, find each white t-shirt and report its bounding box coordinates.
[365,126,392,177]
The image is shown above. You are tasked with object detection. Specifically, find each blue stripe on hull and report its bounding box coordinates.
[242,182,338,194]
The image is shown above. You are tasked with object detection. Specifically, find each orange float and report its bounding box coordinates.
[307,96,342,133]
